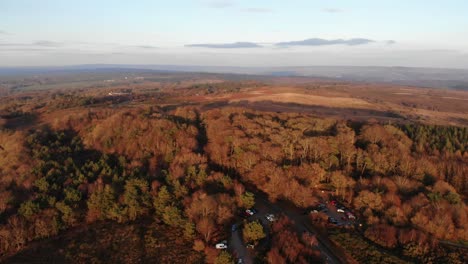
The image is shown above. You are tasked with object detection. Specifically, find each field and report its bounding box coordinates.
[180,82,468,126]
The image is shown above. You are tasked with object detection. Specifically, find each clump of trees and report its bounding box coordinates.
[267,216,321,263]
[243,220,265,244]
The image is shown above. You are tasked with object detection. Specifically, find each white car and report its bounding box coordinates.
[346,212,356,219]
[245,209,254,216]
[337,208,345,213]
[215,240,228,249]
[265,213,275,222]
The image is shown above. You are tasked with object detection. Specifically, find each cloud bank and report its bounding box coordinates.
[185,42,262,48]
[275,38,375,47]
[33,40,63,47]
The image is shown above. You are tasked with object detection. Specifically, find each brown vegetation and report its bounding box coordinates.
[0,76,466,262]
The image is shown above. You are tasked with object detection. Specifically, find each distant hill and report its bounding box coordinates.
[1,64,468,90]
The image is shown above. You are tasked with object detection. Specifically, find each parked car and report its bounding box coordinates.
[245,209,254,216]
[328,217,338,224]
[246,243,255,249]
[232,224,237,232]
[237,258,244,264]
[345,212,356,219]
[337,208,345,213]
[265,213,275,222]
[330,200,337,206]
[216,240,228,249]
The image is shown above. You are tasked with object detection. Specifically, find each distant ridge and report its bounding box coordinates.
[1,64,468,90]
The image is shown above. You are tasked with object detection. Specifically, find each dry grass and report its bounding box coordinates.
[230,92,374,109]
[187,84,468,126]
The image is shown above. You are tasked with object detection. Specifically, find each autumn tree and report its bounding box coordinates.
[243,220,266,243]
[215,251,234,264]
[240,192,255,209]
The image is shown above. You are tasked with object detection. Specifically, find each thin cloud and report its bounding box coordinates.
[135,45,158,49]
[275,38,375,47]
[33,40,63,47]
[323,8,344,13]
[0,48,49,52]
[0,30,9,35]
[386,40,396,45]
[242,8,273,13]
[185,42,262,48]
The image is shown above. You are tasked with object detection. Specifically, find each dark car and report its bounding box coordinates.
[328,217,338,224]
[232,224,237,232]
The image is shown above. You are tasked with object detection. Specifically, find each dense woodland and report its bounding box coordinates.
[0,89,467,263]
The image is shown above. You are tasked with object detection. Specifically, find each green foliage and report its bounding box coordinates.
[428,192,442,203]
[444,192,461,205]
[18,200,40,218]
[64,188,82,205]
[34,177,50,193]
[153,186,172,216]
[162,206,184,227]
[55,201,75,226]
[122,178,151,221]
[401,124,467,154]
[242,220,265,243]
[240,192,255,209]
[215,251,234,264]
[87,185,120,221]
[183,222,195,240]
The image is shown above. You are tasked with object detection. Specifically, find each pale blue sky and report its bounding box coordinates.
[1,0,467,67]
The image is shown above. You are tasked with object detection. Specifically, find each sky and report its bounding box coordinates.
[1,0,468,68]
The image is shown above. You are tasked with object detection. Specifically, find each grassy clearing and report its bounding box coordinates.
[329,230,410,264]
[5,220,204,264]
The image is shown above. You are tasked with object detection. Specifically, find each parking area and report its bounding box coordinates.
[216,196,351,264]
[229,204,277,264]
[307,200,358,227]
